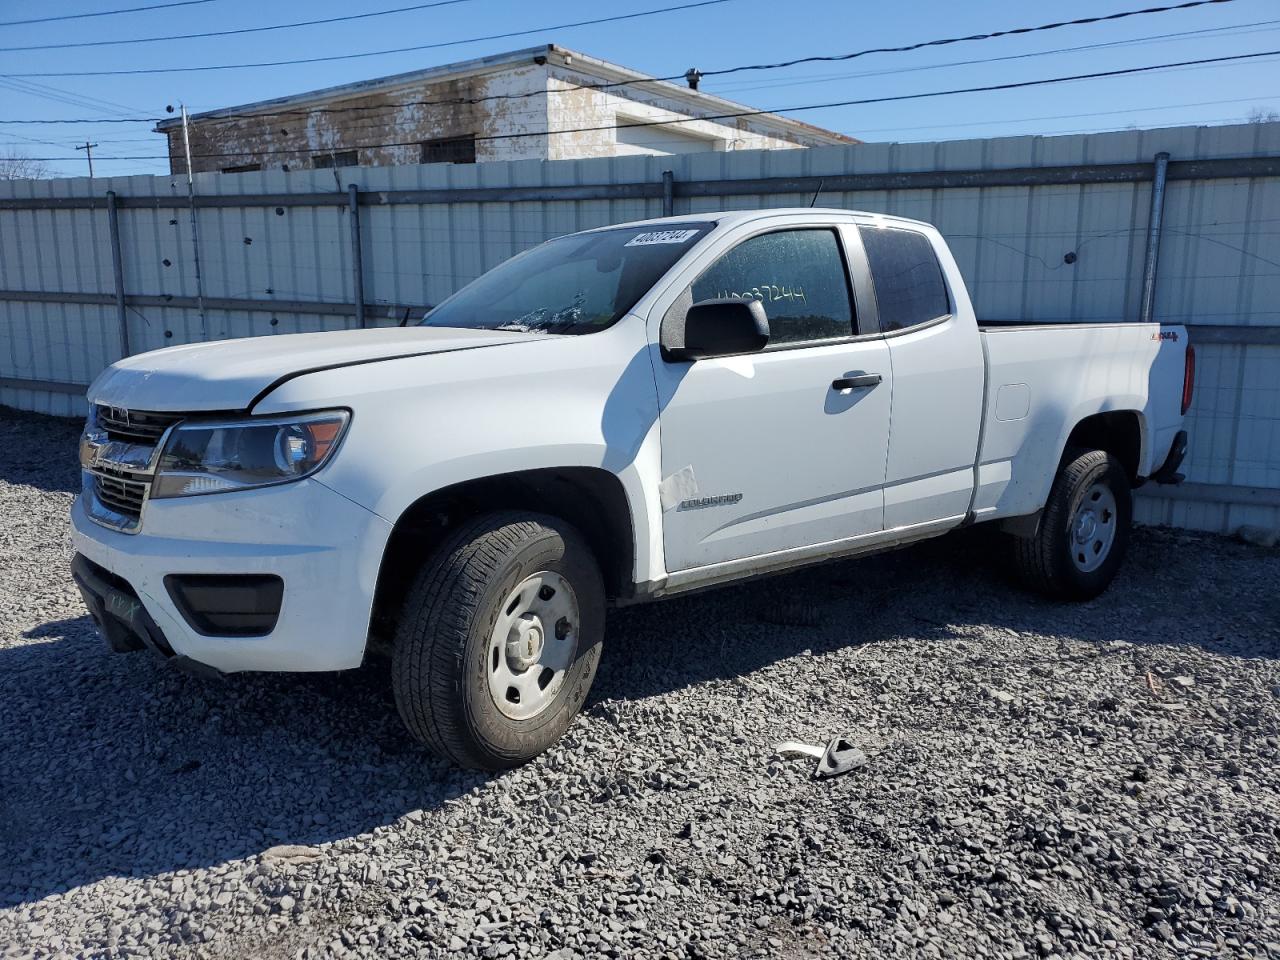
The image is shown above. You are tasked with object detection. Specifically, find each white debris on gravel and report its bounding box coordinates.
[1,406,1278,960]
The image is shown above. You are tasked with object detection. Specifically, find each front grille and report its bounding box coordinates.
[93,468,147,519]
[85,405,192,532]
[96,405,183,444]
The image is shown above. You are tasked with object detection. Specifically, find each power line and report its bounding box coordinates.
[0,0,1247,123]
[844,95,1280,137]
[5,0,1238,81]
[0,77,151,119]
[956,113,1277,142]
[224,47,1280,155]
[170,42,1280,154]
[1,136,162,146]
[0,0,482,53]
[183,12,1280,144]
[0,0,216,28]
[16,47,1280,163]
[3,0,739,77]
[0,130,173,169]
[0,131,85,151]
[712,17,1280,95]
[156,0,1256,127]
[20,88,1273,151]
[0,77,165,173]
[699,0,1242,84]
[0,76,163,172]
[0,117,165,126]
[543,48,1280,149]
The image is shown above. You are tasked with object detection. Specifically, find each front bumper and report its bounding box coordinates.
[71,477,393,673]
[72,552,173,656]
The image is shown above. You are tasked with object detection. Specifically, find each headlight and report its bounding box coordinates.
[151,410,350,499]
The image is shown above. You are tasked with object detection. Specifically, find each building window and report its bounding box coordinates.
[312,150,359,169]
[421,135,476,165]
[220,163,262,174]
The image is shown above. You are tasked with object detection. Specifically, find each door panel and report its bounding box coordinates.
[882,317,983,526]
[858,224,984,528]
[653,224,894,573]
[656,339,892,571]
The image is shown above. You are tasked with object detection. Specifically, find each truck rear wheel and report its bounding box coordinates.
[1011,447,1132,601]
[392,511,604,770]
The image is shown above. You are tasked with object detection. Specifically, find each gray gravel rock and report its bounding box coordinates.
[1,406,1278,960]
[1234,524,1279,549]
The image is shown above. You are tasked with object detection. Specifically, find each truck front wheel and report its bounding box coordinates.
[392,511,605,769]
[1011,447,1132,601]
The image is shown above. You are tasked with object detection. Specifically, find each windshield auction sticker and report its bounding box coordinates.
[625,229,700,247]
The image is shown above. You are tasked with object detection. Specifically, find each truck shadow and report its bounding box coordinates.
[0,617,474,910]
[3,528,1273,909]
[591,524,1280,709]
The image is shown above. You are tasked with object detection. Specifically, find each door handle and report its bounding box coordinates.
[831,373,882,391]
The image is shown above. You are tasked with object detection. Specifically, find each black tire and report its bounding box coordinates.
[1011,447,1132,601]
[392,511,605,770]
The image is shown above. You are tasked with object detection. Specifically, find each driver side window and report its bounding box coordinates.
[690,229,855,345]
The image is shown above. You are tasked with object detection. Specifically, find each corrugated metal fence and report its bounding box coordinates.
[1,121,1278,534]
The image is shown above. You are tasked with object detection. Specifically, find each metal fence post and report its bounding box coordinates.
[348,183,366,329]
[662,170,674,217]
[1139,152,1170,324]
[179,106,208,339]
[105,190,130,357]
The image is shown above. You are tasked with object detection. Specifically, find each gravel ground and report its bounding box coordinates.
[1,405,1278,960]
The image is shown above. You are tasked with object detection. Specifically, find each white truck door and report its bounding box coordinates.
[653,226,892,572]
[858,224,984,529]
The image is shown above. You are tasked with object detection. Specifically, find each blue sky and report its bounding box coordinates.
[2,0,1278,179]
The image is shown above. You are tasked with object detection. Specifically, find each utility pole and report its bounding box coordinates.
[179,104,208,338]
[76,141,98,178]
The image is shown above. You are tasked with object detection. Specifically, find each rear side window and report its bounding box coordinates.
[691,229,854,345]
[859,226,950,332]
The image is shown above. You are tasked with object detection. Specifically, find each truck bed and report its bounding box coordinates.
[970,320,1189,523]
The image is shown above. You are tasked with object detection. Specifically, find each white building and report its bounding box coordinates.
[156,44,857,174]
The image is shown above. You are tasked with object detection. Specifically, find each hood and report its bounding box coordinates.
[88,326,532,412]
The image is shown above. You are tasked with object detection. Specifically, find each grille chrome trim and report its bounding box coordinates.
[82,405,186,534]
[82,470,146,533]
[93,468,147,517]
[95,405,183,445]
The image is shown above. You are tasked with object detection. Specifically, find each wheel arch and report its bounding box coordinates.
[369,467,636,645]
[1062,409,1146,483]
[998,409,1144,538]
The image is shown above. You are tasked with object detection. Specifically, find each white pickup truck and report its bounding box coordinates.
[72,209,1193,768]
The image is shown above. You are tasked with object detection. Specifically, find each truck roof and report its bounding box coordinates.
[588,208,935,233]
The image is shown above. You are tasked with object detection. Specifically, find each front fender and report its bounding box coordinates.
[253,316,668,586]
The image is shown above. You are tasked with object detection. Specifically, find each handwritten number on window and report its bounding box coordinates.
[714,284,806,305]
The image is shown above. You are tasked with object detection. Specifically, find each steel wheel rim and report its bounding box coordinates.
[1070,482,1117,573]
[487,571,579,721]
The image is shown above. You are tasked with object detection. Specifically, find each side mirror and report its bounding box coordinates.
[661,298,770,362]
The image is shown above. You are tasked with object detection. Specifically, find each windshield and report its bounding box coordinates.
[420,223,711,335]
